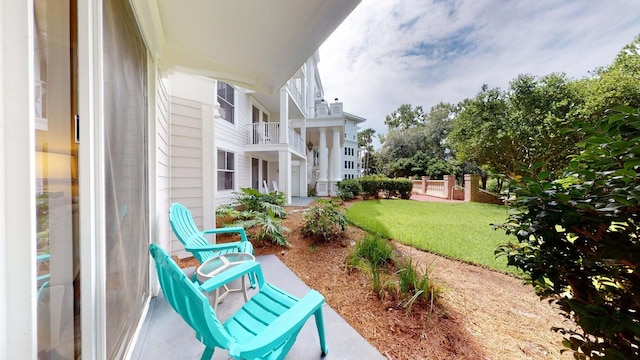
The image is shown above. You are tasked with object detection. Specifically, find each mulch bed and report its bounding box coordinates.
[177,200,572,359]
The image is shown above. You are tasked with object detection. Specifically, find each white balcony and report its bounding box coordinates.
[247,122,305,154]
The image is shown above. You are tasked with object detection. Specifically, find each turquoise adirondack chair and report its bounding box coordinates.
[169,202,254,263]
[149,244,328,360]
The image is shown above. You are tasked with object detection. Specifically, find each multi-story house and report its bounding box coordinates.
[167,54,365,259]
[0,0,361,358]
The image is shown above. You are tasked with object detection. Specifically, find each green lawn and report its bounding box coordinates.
[344,199,519,274]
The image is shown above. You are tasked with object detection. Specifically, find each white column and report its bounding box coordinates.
[278,151,292,205]
[331,128,342,182]
[279,88,288,144]
[301,157,308,198]
[316,128,329,196]
[318,128,328,181]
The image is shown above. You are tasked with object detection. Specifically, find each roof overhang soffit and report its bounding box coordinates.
[130,0,360,95]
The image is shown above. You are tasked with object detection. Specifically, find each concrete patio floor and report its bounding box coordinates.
[132,254,384,359]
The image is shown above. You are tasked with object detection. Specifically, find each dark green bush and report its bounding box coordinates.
[496,106,640,359]
[337,179,362,200]
[358,175,412,199]
[360,175,385,199]
[300,199,347,242]
[394,178,413,199]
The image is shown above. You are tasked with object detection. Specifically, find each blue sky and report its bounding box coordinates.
[318,0,640,146]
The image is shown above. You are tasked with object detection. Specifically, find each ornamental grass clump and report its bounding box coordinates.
[347,234,394,296]
[348,234,440,311]
[394,258,440,313]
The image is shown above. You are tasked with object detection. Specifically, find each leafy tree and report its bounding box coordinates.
[576,34,640,124]
[386,151,457,179]
[507,73,584,174]
[423,102,455,160]
[384,104,425,130]
[358,128,377,175]
[496,106,640,359]
[449,73,583,176]
[380,126,432,162]
[357,127,376,148]
[447,85,511,173]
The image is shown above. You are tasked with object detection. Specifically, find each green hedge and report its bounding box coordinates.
[358,175,412,200]
[337,179,362,200]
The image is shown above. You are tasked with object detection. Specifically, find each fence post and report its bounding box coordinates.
[464,174,480,202]
[443,175,455,199]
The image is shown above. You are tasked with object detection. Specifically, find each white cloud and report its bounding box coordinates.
[318,0,640,145]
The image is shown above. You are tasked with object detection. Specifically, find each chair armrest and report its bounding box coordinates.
[199,261,265,292]
[184,241,242,252]
[229,290,325,359]
[202,226,248,242]
[184,242,243,253]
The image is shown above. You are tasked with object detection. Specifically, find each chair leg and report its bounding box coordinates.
[241,275,249,303]
[200,347,215,360]
[314,307,328,356]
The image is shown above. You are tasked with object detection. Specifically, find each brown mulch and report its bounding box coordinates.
[178,200,573,360]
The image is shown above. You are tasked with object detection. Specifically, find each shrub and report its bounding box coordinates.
[394,178,413,199]
[215,188,289,247]
[307,183,316,197]
[234,187,286,218]
[485,177,500,193]
[337,179,362,200]
[300,199,347,242]
[485,176,509,194]
[251,212,290,247]
[495,106,640,359]
[360,175,385,199]
[217,209,290,247]
[358,175,412,199]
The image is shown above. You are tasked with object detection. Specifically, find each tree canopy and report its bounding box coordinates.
[384,104,425,130]
[373,34,640,184]
[378,102,455,178]
[447,73,584,176]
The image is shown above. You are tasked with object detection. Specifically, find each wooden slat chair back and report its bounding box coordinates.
[149,244,328,360]
[169,202,253,264]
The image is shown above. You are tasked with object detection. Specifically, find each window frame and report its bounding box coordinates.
[217,149,235,191]
[217,81,235,124]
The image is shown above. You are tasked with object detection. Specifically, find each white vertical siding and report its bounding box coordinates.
[214,89,251,206]
[170,96,204,258]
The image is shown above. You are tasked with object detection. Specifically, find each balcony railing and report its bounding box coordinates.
[288,127,304,154]
[247,122,305,154]
[286,77,305,114]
